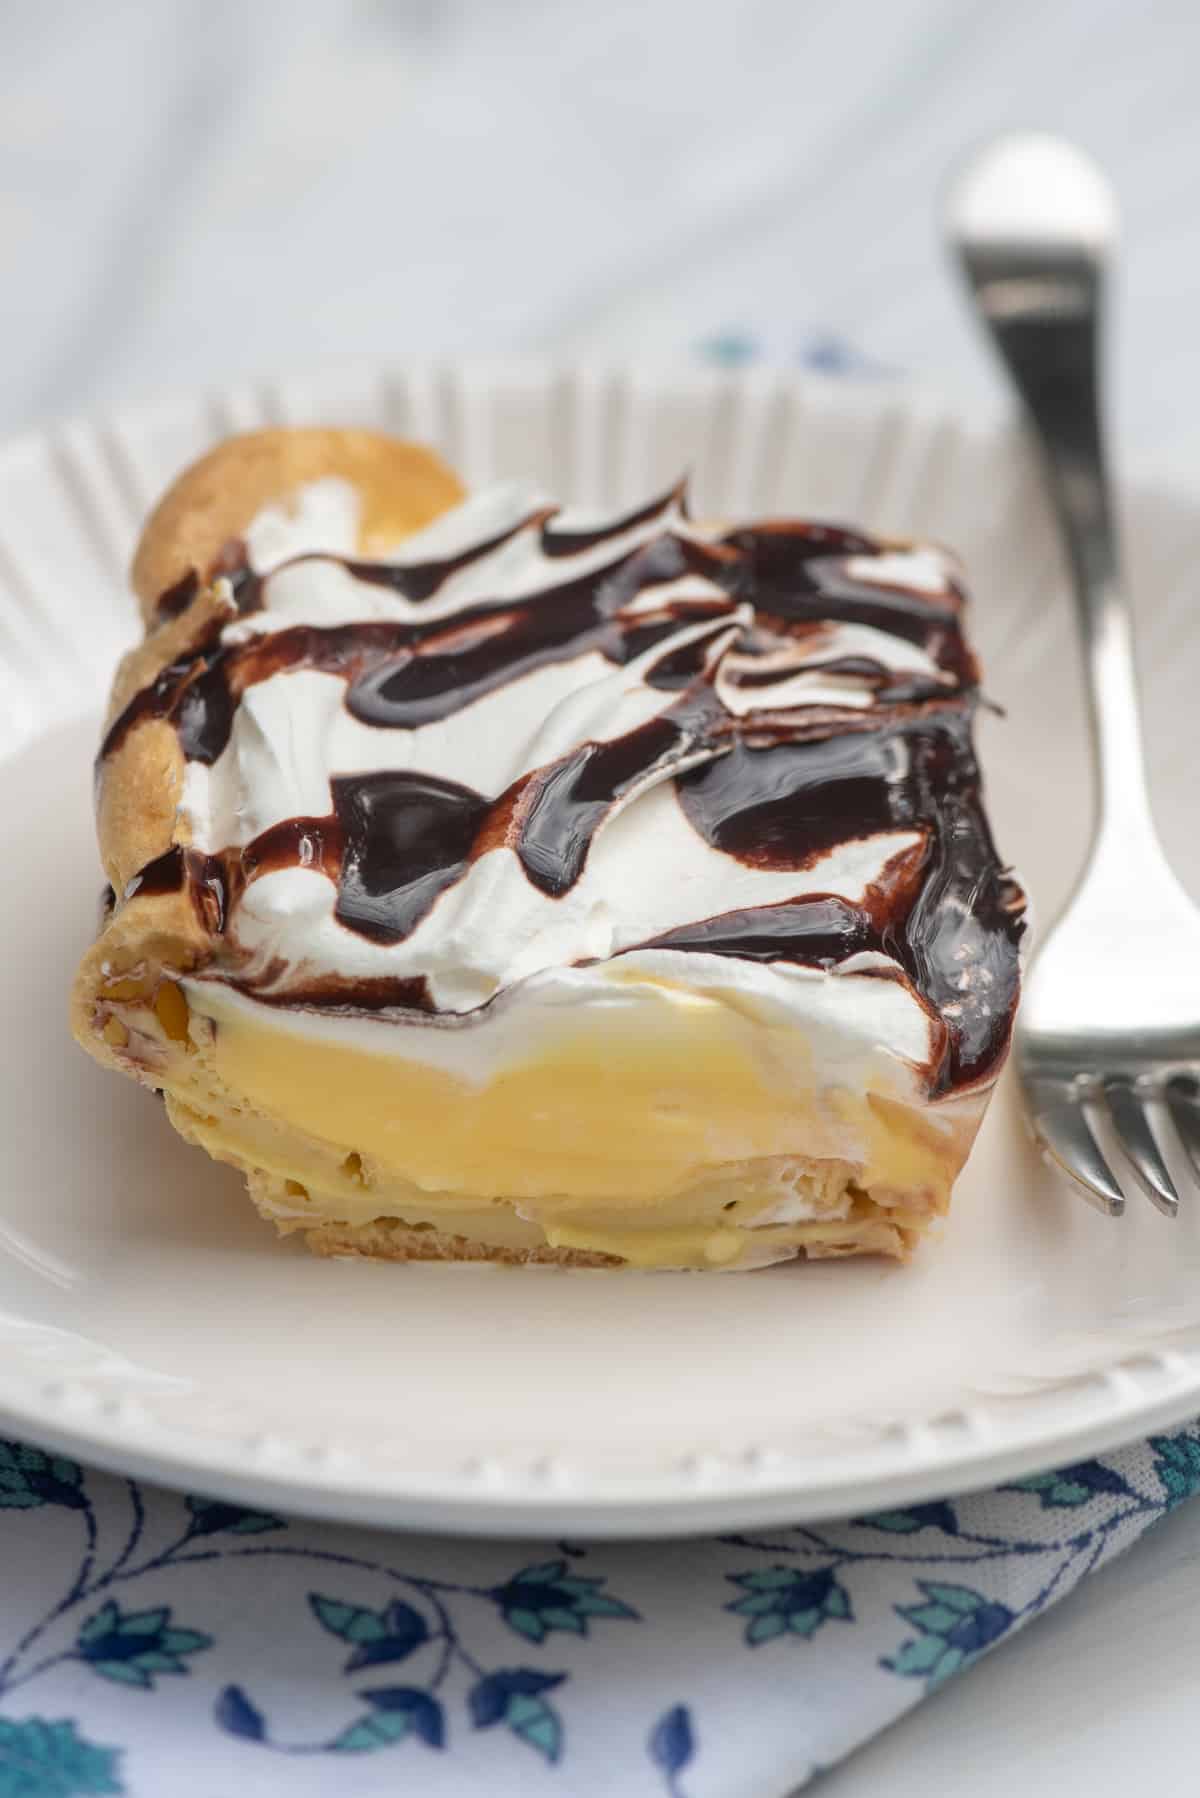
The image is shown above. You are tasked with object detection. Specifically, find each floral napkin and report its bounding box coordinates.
[0,1426,1196,1796]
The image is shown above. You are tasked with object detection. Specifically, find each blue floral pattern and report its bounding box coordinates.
[0,1447,86,1515]
[727,1566,852,1643]
[74,1605,210,1689]
[0,1719,120,1797]
[884,1583,1014,1686]
[489,1560,639,1642]
[0,1426,1195,1792]
[1004,1462,1131,1509]
[1150,1433,1200,1507]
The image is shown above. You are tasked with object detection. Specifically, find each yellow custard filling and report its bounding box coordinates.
[120,978,966,1268]
[189,983,821,1197]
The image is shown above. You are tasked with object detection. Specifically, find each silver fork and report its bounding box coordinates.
[945,131,1200,1217]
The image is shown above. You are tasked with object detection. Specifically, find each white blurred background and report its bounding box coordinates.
[2,0,1198,475]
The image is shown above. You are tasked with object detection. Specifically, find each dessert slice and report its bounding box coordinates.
[73,427,1025,1270]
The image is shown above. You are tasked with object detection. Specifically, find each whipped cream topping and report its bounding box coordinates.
[105,477,1025,1099]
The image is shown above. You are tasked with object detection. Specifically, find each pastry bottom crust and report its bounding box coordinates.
[298,1214,915,1268]
[232,1161,926,1270]
[303,1216,623,1269]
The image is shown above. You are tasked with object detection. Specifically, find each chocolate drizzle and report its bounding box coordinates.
[714,522,977,698]
[131,843,231,934]
[100,620,234,766]
[151,539,265,625]
[675,722,928,869]
[537,483,688,557]
[346,510,549,601]
[155,570,199,621]
[517,714,697,896]
[636,895,878,966]
[100,488,1025,1093]
[332,772,487,944]
[103,535,726,765]
[670,711,1025,1087]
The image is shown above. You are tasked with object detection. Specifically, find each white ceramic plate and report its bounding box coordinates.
[5,358,1200,1539]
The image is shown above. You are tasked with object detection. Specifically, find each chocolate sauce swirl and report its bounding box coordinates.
[103,487,1024,1093]
[670,712,1024,1087]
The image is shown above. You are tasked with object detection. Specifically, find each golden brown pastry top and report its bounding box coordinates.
[130,427,464,624]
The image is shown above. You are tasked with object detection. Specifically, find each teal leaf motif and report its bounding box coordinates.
[0,1717,122,1797]
[489,1561,638,1644]
[901,1601,964,1635]
[1006,1460,1130,1509]
[919,1583,988,1613]
[731,1567,798,1591]
[331,1688,446,1755]
[76,1603,211,1689]
[308,1594,428,1672]
[309,1596,383,1644]
[887,1634,950,1678]
[884,1580,1014,1688]
[347,1603,427,1673]
[727,1566,852,1645]
[184,1496,284,1537]
[0,1444,86,1513]
[333,1713,413,1753]
[505,1608,544,1643]
[360,1688,444,1749]
[469,1671,565,1764]
[1150,1433,1200,1508]
[857,1501,959,1535]
[506,1695,561,1764]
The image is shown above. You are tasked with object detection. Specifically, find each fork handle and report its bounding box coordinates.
[962,245,1158,862]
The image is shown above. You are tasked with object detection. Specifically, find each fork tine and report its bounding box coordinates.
[1025,1079,1125,1215]
[1103,1078,1179,1216]
[1165,1076,1200,1182]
